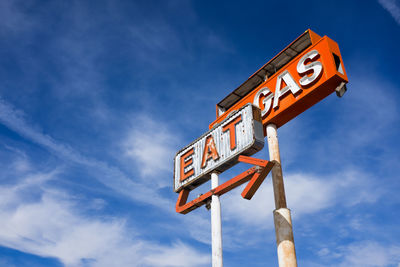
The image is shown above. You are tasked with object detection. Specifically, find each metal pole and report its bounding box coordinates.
[211,172,223,267]
[266,124,297,267]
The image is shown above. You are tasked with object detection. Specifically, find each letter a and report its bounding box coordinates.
[273,70,301,109]
[201,135,219,168]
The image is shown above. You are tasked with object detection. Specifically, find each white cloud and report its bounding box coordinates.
[0,98,173,208]
[12,156,31,172]
[0,89,212,261]
[222,169,381,229]
[379,0,400,25]
[0,172,210,267]
[0,97,89,163]
[336,241,400,267]
[183,212,212,245]
[142,241,210,267]
[122,115,177,185]
[302,241,400,267]
[2,144,32,173]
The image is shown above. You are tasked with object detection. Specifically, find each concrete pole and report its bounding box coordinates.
[266,124,297,267]
[211,172,223,267]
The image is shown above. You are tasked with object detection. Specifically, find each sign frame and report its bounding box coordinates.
[174,104,264,193]
[209,30,348,132]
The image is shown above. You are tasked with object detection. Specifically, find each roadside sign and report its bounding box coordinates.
[174,104,264,192]
[174,29,349,267]
[209,30,348,132]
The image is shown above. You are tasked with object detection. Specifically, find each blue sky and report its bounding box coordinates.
[0,0,399,266]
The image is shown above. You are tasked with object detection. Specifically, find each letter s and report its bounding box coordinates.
[297,50,323,87]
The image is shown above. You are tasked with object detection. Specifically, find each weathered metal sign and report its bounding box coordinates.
[209,30,348,132]
[174,104,264,192]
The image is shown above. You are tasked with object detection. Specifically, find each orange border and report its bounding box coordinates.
[210,33,348,131]
[176,156,274,214]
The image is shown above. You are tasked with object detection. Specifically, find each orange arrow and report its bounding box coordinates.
[176,155,274,214]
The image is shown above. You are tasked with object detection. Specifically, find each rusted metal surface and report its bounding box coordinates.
[274,208,297,267]
[242,159,274,200]
[175,156,274,214]
[271,162,287,209]
[174,104,264,192]
[237,155,269,166]
[267,124,287,209]
[266,124,297,267]
[211,172,223,267]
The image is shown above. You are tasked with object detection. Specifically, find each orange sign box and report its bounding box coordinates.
[209,30,348,132]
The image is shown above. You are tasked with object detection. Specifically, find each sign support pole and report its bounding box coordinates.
[211,171,223,267]
[266,124,297,267]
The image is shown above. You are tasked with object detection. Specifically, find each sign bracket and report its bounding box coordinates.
[176,155,274,214]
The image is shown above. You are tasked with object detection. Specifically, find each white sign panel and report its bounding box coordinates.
[174,104,264,192]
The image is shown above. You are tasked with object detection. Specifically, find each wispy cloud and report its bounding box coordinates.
[122,115,178,187]
[0,97,173,208]
[301,241,400,267]
[222,168,382,229]
[142,241,210,267]
[311,241,400,267]
[0,172,209,267]
[2,144,32,173]
[379,0,400,25]
[0,97,214,260]
[335,241,400,267]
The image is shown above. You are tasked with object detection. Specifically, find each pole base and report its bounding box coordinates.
[273,208,297,267]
